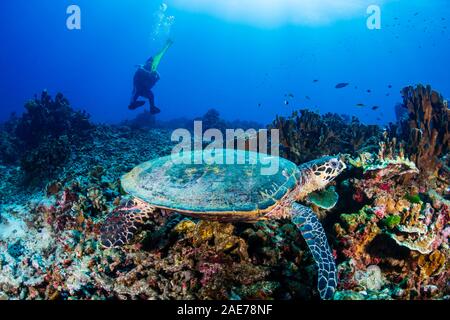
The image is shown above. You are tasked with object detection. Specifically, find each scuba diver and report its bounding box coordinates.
[128,39,173,114]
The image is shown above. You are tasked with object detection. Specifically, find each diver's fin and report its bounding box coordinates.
[100,198,156,248]
[151,39,173,72]
[290,203,337,299]
[150,106,161,115]
[128,100,146,110]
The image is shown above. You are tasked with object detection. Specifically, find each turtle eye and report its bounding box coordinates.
[330,159,339,169]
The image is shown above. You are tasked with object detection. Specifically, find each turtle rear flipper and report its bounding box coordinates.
[100,199,156,248]
[291,203,337,300]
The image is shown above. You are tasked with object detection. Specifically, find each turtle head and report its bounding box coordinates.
[301,156,346,191]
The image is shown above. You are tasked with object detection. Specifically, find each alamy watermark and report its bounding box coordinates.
[66,4,382,31]
[66,5,81,30]
[367,5,381,30]
[170,121,281,176]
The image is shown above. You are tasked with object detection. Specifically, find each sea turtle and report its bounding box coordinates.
[100,149,346,299]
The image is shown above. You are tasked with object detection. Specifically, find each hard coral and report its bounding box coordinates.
[349,133,419,180]
[0,127,18,164]
[387,191,449,255]
[3,91,93,184]
[20,135,71,183]
[15,91,92,148]
[418,251,446,277]
[271,110,381,163]
[393,84,450,178]
[307,186,339,210]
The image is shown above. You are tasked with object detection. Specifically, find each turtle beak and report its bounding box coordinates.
[339,160,347,172]
[338,154,347,172]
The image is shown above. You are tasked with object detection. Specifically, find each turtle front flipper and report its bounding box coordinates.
[100,198,156,249]
[290,203,337,300]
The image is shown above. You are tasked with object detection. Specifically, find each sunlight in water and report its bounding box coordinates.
[169,0,387,26]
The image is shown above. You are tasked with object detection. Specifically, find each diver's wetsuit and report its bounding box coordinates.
[129,66,160,113]
[129,40,173,114]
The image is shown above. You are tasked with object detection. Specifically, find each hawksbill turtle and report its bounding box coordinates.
[100,149,346,299]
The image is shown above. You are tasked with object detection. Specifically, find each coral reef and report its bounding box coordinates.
[122,108,264,133]
[329,85,449,300]
[194,109,264,133]
[195,109,228,132]
[20,135,72,183]
[1,91,93,184]
[0,124,18,164]
[0,204,319,300]
[0,118,177,299]
[391,84,450,179]
[334,135,449,299]
[0,86,449,301]
[15,91,92,149]
[334,200,449,300]
[120,111,156,130]
[271,110,381,164]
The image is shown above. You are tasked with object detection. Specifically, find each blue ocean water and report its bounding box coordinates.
[0,0,449,125]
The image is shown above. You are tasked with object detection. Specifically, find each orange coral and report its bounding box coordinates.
[418,251,446,277]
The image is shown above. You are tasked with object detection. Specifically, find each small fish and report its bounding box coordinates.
[356,103,365,107]
[372,106,379,110]
[313,79,319,83]
[335,83,349,89]
[386,93,390,96]
[258,103,262,107]
[284,100,289,105]
[305,96,311,100]
[367,89,372,93]
[388,84,392,88]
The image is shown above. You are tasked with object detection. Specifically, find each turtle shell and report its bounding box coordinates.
[121,149,300,220]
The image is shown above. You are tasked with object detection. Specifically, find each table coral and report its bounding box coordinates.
[307,186,339,211]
